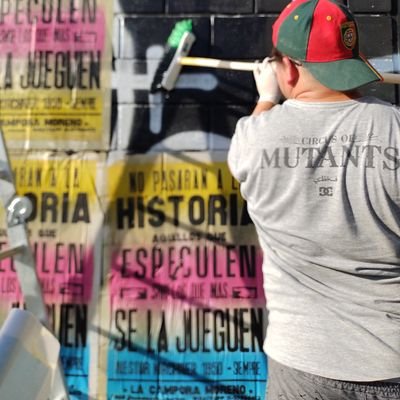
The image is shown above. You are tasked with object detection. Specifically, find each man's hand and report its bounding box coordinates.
[253,57,281,104]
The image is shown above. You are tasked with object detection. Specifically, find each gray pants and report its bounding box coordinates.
[266,358,400,400]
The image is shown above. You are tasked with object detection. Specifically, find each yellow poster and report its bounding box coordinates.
[0,1,112,150]
[0,151,105,398]
[100,152,267,399]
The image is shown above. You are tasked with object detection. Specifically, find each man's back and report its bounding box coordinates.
[228,96,400,380]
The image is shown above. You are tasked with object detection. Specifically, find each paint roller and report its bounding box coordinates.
[151,20,400,93]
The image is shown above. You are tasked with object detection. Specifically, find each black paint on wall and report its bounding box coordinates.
[113,0,400,152]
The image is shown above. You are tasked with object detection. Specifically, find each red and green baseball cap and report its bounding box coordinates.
[272,0,382,90]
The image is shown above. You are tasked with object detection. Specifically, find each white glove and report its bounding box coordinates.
[253,57,281,104]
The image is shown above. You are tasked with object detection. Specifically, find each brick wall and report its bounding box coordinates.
[112,0,399,152]
[100,3,400,398]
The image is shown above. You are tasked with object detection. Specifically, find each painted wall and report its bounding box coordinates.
[0,0,398,399]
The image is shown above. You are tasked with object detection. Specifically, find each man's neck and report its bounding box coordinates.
[292,86,361,102]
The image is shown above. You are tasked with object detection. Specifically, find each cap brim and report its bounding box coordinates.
[303,56,382,91]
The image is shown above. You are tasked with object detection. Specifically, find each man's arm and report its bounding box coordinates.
[252,100,276,116]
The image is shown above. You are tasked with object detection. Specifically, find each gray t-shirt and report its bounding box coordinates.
[228,97,400,381]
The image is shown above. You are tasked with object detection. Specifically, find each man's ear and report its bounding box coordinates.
[282,56,299,86]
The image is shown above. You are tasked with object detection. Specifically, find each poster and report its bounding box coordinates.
[0,0,112,150]
[0,151,105,399]
[101,152,267,400]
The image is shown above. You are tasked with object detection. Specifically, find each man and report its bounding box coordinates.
[228,0,400,399]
